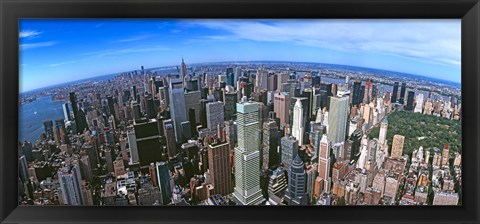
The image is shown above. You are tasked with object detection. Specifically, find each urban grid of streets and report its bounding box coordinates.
[18,60,462,206]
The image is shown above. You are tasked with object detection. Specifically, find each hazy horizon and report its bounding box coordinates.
[20,19,461,92]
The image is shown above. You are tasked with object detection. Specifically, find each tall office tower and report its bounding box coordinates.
[43,120,54,138]
[363,79,373,104]
[233,97,265,205]
[226,67,234,86]
[63,103,71,121]
[281,135,299,169]
[291,98,304,147]
[156,162,172,205]
[414,93,424,113]
[206,101,225,136]
[199,99,209,129]
[223,90,237,121]
[18,155,29,184]
[146,96,156,119]
[255,68,268,93]
[399,82,407,104]
[390,134,405,159]
[378,118,388,145]
[188,108,197,136]
[234,67,242,88]
[127,130,139,164]
[163,119,176,160]
[352,80,362,106]
[181,121,192,140]
[318,134,331,193]
[134,119,163,167]
[58,163,84,205]
[69,92,80,133]
[391,82,399,103]
[168,78,188,143]
[284,155,307,205]
[208,141,233,196]
[262,119,279,170]
[131,85,138,102]
[107,95,116,120]
[273,92,290,128]
[184,90,202,123]
[406,91,415,111]
[180,58,187,80]
[141,66,150,94]
[328,96,349,144]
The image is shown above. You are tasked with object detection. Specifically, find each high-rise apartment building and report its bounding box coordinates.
[208,141,233,196]
[391,134,405,159]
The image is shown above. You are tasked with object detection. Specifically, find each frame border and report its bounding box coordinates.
[1,0,479,223]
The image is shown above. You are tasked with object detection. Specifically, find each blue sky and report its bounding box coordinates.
[19,19,461,92]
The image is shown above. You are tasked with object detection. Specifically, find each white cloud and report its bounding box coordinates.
[115,34,153,43]
[48,60,77,67]
[186,19,461,68]
[82,45,170,58]
[20,41,56,50]
[19,30,42,39]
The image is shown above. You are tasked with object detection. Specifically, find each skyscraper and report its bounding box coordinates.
[406,91,415,111]
[180,58,187,79]
[391,135,405,159]
[168,78,188,142]
[233,97,265,205]
[156,162,172,205]
[206,101,225,136]
[223,90,237,121]
[63,103,70,121]
[318,134,331,193]
[163,119,176,160]
[391,82,399,103]
[58,163,84,205]
[273,92,290,128]
[281,135,299,169]
[284,155,307,205]
[291,98,304,147]
[414,93,424,113]
[208,141,233,196]
[378,118,388,145]
[262,119,279,170]
[352,80,362,106]
[328,96,349,144]
[399,82,407,104]
[134,119,163,167]
[69,92,80,133]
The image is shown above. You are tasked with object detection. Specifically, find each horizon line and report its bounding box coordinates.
[20,60,461,94]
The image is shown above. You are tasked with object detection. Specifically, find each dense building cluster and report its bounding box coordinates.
[18,60,461,206]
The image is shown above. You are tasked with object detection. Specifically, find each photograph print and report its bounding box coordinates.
[18,19,462,206]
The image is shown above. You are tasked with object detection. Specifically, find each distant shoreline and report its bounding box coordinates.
[20,60,461,94]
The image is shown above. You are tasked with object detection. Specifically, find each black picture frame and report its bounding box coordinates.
[1,0,479,223]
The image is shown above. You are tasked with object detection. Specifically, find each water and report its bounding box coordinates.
[19,95,66,143]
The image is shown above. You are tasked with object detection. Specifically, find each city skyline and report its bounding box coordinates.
[20,19,461,92]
